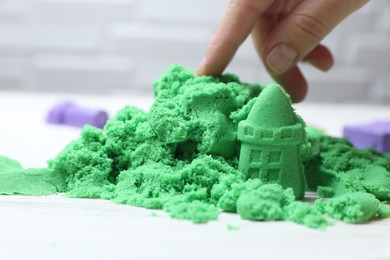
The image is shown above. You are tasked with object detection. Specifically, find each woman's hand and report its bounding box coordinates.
[197,0,368,102]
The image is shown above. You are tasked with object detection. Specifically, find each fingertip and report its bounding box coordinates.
[303,44,334,72]
[195,58,206,76]
[195,56,223,76]
[198,0,275,77]
[271,66,308,103]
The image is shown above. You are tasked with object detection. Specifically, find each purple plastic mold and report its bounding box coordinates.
[46,101,108,129]
[343,120,390,153]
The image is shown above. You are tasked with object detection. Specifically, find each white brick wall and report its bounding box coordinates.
[0,0,389,103]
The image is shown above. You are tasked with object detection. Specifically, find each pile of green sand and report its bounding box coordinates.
[1,65,389,229]
[0,156,66,195]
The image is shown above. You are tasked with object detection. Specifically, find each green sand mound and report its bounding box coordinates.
[1,65,389,229]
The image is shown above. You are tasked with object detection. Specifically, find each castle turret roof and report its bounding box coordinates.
[247,83,295,128]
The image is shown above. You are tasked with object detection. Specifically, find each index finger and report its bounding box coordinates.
[197,0,274,76]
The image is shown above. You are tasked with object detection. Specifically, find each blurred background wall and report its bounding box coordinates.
[0,0,389,103]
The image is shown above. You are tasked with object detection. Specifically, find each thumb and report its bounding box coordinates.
[263,0,368,75]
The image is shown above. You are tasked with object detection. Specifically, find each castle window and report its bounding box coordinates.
[248,167,260,178]
[250,150,262,164]
[261,168,280,182]
[268,151,282,163]
[281,129,293,139]
[244,126,254,137]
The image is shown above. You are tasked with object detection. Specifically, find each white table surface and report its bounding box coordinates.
[0,91,389,260]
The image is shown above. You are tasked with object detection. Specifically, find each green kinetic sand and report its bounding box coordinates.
[0,156,66,195]
[0,65,390,229]
[315,192,390,223]
[0,156,22,171]
[304,136,390,200]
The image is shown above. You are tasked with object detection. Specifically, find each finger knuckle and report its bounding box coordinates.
[292,13,329,43]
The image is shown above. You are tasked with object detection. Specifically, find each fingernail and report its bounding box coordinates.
[266,44,297,74]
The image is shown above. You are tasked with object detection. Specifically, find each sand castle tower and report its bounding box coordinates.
[237,84,305,199]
